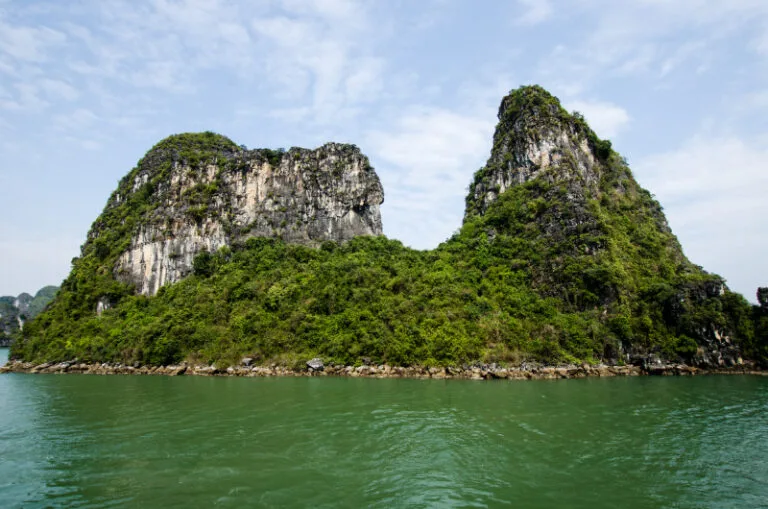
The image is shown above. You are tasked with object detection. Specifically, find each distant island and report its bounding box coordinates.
[8,86,767,375]
[0,286,59,347]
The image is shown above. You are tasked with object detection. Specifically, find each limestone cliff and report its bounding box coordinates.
[465,86,670,236]
[88,134,383,295]
[15,88,764,369]
[465,88,599,218]
[462,85,744,367]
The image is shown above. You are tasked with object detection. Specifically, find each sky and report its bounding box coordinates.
[0,0,766,302]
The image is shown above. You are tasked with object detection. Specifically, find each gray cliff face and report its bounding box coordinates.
[463,87,612,255]
[464,86,672,237]
[466,107,599,219]
[459,86,743,368]
[110,141,384,296]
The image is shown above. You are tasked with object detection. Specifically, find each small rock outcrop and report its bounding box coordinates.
[88,134,384,295]
[306,358,324,371]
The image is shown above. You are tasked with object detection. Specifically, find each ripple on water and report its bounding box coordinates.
[0,372,767,508]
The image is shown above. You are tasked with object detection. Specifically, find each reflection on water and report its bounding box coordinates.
[0,354,766,508]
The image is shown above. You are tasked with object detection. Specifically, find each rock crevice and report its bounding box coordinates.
[102,139,383,295]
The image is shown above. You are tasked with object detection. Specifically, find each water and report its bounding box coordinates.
[1,348,767,508]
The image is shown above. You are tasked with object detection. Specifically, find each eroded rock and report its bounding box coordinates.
[103,139,384,295]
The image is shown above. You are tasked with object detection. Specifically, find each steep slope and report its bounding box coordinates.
[14,88,764,368]
[458,86,754,365]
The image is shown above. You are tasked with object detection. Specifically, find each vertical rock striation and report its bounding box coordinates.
[89,135,383,295]
[465,87,600,218]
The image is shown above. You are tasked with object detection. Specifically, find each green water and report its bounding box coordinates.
[1,349,767,508]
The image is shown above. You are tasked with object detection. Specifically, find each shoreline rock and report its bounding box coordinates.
[0,360,764,380]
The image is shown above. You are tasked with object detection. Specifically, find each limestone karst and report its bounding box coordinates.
[13,87,765,368]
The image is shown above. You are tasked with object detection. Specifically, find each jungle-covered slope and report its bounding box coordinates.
[13,86,766,368]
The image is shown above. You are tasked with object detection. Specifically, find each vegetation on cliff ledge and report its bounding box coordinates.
[12,87,766,368]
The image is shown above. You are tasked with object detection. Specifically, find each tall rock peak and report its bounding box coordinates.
[15,88,765,369]
[88,132,384,295]
[465,85,613,219]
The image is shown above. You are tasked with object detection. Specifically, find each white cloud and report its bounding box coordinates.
[53,0,264,95]
[536,1,768,91]
[251,2,384,123]
[10,82,48,111]
[39,78,79,101]
[516,0,553,26]
[0,21,66,62]
[635,136,768,301]
[0,76,77,113]
[131,60,191,93]
[754,24,768,55]
[345,57,384,104]
[0,0,386,129]
[53,108,99,131]
[367,107,495,248]
[565,100,631,138]
[659,41,706,77]
[280,0,367,26]
[744,90,768,110]
[62,136,101,151]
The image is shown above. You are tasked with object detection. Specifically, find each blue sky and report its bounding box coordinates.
[0,0,766,302]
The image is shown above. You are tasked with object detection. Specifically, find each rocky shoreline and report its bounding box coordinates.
[1,359,764,380]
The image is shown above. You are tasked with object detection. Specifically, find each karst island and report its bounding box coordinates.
[4,86,767,379]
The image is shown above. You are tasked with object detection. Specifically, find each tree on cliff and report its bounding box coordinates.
[13,87,766,369]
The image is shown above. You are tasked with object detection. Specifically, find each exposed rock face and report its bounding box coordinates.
[16,89,762,370]
[13,293,32,317]
[98,137,383,295]
[306,358,324,371]
[459,85,748,367]
[466,92,599,218]
[465,86,671,234]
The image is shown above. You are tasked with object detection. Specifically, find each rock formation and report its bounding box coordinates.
[0,286,58,346]
[14,87,765,369]
[466,87,601,218]
[463,85,745,367]
[88,134,383,295]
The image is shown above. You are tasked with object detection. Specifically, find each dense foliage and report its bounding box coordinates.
[13,89,766,367]
[16,215,762,368]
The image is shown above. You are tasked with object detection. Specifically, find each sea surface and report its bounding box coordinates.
[1,348,767,508]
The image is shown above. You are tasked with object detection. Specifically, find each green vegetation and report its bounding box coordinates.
[0,286,59,345]
[26,286,60,318]
[17,218,761,367]
[12,88,766,368]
